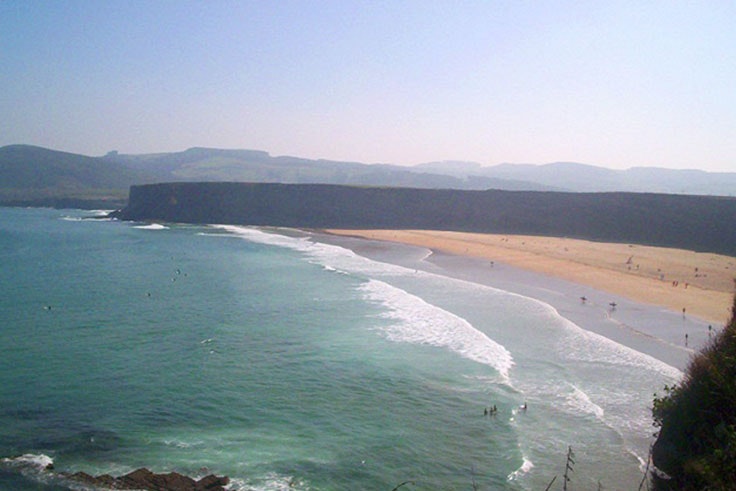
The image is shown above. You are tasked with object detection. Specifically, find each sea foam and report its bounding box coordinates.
[1,453,54,471]
[566,383,605,420]
[507,455,534,481]
[134,223,168,230]
[215,225,515,380]
[212,225,411,276]
[359,279,514,380]
[552,309,684,381]
[214,225,682,394]
[441,272,684,383]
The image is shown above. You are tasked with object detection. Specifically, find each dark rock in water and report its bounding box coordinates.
[67,471,116,488]
[195,474,229,489]
[64,467,229,491]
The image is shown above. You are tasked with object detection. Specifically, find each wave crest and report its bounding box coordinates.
[359,279,514,380]
[1,453,54,471]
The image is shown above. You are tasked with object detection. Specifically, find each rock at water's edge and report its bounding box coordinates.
[64,467,230,491]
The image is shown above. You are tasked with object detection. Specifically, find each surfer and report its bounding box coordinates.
[521,402,527,411]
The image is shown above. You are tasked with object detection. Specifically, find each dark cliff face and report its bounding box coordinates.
[115,182,736,256]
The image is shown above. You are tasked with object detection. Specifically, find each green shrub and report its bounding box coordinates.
[651,286,736,490]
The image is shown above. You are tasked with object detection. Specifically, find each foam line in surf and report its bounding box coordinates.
[553,311,684,381]
[421,268,685,382]
[214,225,516,379]
[134,223,168,230]
[507,455,534,481]
[216,225,684,383]
[213,225,312,249]
[211,225,413,276]
[1,453,54,471]
[215,225,513,383]
[359,278,514,380]
[566,383,605,420]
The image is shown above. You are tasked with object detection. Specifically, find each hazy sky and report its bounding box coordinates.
[1,1,734,171]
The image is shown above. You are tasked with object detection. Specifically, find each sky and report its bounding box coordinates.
[1,1,734,171]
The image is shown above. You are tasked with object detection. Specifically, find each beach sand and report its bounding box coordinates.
[304,228,716,489]
[325,230,735,326]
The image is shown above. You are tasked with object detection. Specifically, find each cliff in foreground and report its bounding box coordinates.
[651,290,736,490]
[113,182,736,256]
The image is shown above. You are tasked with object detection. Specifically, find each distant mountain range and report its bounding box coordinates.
[415,160,736,195]
[1,144,734,208]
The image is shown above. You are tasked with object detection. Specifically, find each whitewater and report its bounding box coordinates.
[0,208,688,490]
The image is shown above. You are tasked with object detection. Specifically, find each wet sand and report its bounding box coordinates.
[315,230,736,370]
[324,230,735,326]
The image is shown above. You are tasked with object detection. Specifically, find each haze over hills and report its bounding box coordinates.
[105,147,548,192]
[1,144,734,209]
[109,148,736,195]
[0,145,156,208]
[417,160,736,195]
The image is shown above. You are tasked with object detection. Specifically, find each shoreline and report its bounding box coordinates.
[323,230,735,326]
[315,229,734,371]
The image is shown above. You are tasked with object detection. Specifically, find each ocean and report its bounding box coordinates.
[0,207,688,490]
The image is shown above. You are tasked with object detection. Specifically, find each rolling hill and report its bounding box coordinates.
[0,145,153,208]
[1,144,734,209]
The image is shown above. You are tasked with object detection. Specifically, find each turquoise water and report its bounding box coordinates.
[0,207,681,490]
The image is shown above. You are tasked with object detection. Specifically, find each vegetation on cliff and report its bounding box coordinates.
[651,288,736,490]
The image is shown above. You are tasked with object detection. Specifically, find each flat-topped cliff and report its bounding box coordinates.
[113,182,736,256]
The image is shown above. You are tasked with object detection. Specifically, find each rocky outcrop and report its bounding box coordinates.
[113,182,736,256]
[63,467,229,491]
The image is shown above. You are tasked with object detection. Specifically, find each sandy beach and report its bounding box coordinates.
[325,230,735,326]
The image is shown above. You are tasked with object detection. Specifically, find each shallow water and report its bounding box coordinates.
[0,207,686,490]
